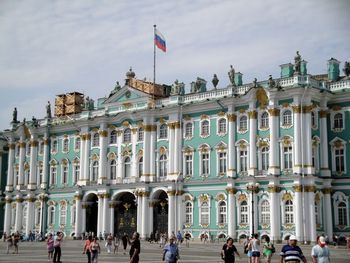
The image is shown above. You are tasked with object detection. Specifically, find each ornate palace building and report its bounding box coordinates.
[1,53,350,242]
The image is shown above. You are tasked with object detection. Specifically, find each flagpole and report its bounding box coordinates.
[153,24,156,100]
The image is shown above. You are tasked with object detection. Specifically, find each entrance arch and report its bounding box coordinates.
[113,192,137,237]
[152,190,168,235]
[85,193,98,235]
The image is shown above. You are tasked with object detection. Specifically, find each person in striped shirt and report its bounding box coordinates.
[279,235,307,263]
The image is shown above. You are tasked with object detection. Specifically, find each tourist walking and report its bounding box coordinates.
[163,235,180,263]
[6,233,13,254]
[280,235,307,263]
[53,231,63,263]
[160,232,166,248]
[13,232,20,254]
[243,236,252,263]
[47,233,54,261]
[105,233,113,254]
[263,236,274,263]
[311,236,330,263]
[89,237,101,263]
[251,234,261,263]
[83,235,92,263]
[122,232,128,255]
[114,234,120,254]
[184,232,191,248]
[129,232,141,263]
[176,231,183,246]
[221,237,241,263]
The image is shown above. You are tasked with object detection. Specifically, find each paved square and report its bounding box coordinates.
[0,240,349,263]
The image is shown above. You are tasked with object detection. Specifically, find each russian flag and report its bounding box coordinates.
[154,29,166,52]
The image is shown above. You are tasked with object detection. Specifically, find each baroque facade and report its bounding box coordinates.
[1,55,350,242]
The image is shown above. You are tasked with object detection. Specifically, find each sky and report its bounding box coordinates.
[0,0,349,131]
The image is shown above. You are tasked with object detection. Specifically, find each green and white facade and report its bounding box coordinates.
[1,56,350,242]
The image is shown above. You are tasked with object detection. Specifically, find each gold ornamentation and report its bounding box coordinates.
[282,192,293,201]
[167,190,176,196]
[227,114,237,122]
[9,143,15,150]
[20,142,26,148]
[183,115,191,121]
[99,130,108,137]
[319,110,327,118]
[123,203,131,211]
[267,186,281,193]
[239,108,246,113]
[217,111,225,117]
[268,108,280,116]
[30,140,38,147]
[138,149,143,156]
[293,185,303,192]
[159,117,166,124]
[304,185,316,193]
[200,114,209,120]
[131,128,138,134]
[292,105,301,113]
[333,140,343,148]
[122,121,130,127]
[282,102,289,108]
[159,146,166,155]
[248,111,257,119]
[238,194,247,202]
[226,187,237,194]
[123,103,133,109]
[175,190,184,196]
[256,88,268,107]
[322,188,332,194]
[215,193,226,201]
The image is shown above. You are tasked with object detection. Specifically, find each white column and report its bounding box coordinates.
[137,194,142,234]
[148,201,154,235]
[174,122,182,176]
[168,191,175,237]
[79,134,85,184]
[303,187,310,242]
[176,192,183,232]
[227,187,236,239]
[98,127,108,182]
[303,109,313,174]
[323,188,333,239]
[6,143,15,191]
[227,113,236,177]
[319,110,331,176]
[141,192,150,238]
[28,140,38,190]
[42,137,49,189]
[268,108,280,175]
[269,186,281,242]
[74,195,82,238]
[15,198,23,232]
[248,111,257,176]
[168,124,175,175]
[116,131,123,182]
[102,194,110,233]
[293,106,302,173]
[25,197,35,235]
[84,134,91,182]
[131,128,137,179]
[109,204,114,235]
[294,184,303,241]
[307,187,316,242]
[97,194,103,236]
[4,197,12,234]
[18,140,26,187]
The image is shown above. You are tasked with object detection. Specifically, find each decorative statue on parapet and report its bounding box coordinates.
[12,107,18,123]
[212,74,219,89]
[294,51,301,75]
[191,77,207,93]
[46,101,52,119]
[84,96,94,110]
[109,81,121,97]
[343,61,350,79]
[31,116,39,127]
[268,75,283,91]
[171,79,185,95]
[228,65,236,86]
[253,78,258,88]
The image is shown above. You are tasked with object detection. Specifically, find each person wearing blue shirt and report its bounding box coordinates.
[162,236,179,263]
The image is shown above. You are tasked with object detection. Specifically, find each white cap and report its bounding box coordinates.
[319,236,326,244]
[289,235,297,241]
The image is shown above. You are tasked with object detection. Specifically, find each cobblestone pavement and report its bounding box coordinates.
[0,240,349,263]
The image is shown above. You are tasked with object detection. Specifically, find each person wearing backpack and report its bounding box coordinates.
[263,236,274,263]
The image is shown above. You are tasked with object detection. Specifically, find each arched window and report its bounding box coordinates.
[138,128,144,142]
[201,120,210,136]
[60,204,67,225]
[282,110,292,126]
[218,118,227,134]
[185,123,193,137]
[62,138,69,152]
[260,112,269,128]
[110,159,117,180]
[74,137,81,151]
[110,130,117,144]
[240,201,248,224]
[159,124,168,139]
[92,133,100,147]
[185,202,193,225]
[48,206,55,225]
[124,157,131,178]
[92,160,99,181]
[200,201,209,225]
[285,200,294,224]
[159,154,167,178]
[218,201,227,224]
[123,128,131,143]
[334,113,343,129]
[338,201,347,226]
[261,200,270,224]
[52,139,58,152]
[138,157,143,177]
[239,116,248,131]
[261,147,269,171]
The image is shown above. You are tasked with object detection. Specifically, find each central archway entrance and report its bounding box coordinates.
[114,192,137,237]
[153,190,168,235]
[85,193,98,235]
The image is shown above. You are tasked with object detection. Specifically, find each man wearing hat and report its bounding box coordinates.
[280,235,307,263]
[311,236,330,263]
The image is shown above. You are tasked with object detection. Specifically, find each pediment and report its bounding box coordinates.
[103,85,151,105]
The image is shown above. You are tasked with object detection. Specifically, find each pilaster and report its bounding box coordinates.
[227,110,236,177]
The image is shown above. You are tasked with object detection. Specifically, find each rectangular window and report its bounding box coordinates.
[335,148,345,173]
[201,153,209,175]
[60,207,66,225]
[283,146,293,169]
[62,166,68,184]
[185,155,193,176]
[240,150,248,172]
[219,152,227,174]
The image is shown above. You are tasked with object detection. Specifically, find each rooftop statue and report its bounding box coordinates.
[171,79,185,95]
[191,77,207,93]
[343,61,350,78]
[109,81,121,97]
[294,51,301,74]
[253,78,258,88]
[212,74,219,89]
[228,65,236,86]
[268,75,283,91]
[46,101,52,119]
[12,107,18,123]
[31,116,38,127]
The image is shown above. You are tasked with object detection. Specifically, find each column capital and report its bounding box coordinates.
[248,111,257,119]
[98,130,108,137]
[267,185,282,193]
[226,187,237,194]
[322,188,332,194]
[319,110,328,118]
[19,142,26,148]
[292,105,301,113]
[267,108,280,116]
[304,185,317,193]
[227,114,237,122]
[293,184,303,192]
[167,190,176,196]
[9,143,16,150]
